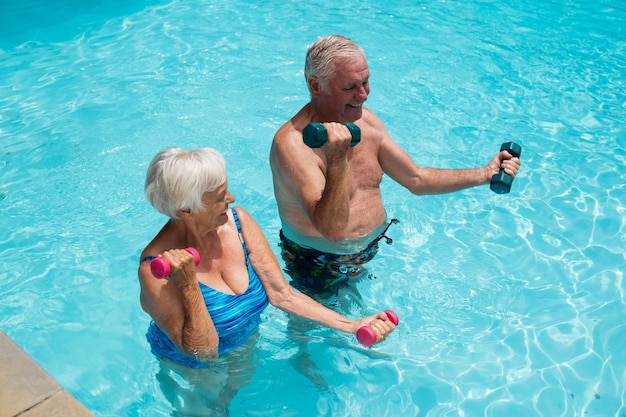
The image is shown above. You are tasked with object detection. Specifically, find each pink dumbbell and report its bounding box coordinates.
[150,247,200,279]
[356,310,399,347]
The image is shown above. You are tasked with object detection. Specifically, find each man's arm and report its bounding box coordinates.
[377,118,520,195]
[270,122,354,241]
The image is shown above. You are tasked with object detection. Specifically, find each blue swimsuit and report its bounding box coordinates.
[145,208,269,368]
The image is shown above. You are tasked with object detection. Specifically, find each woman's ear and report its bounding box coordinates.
[177,208,192,218]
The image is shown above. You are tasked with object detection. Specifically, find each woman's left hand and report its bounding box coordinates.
[355,311,397,345]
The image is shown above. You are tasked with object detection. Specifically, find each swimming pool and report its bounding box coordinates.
[1,0,624,415]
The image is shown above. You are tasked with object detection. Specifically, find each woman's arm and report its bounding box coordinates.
[138,248,219,361]
[235,207,396,343]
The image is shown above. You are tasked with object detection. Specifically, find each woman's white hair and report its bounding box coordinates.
[304,35,366,95]
[145,147,226,219]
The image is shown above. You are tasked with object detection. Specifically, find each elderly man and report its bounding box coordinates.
[270,35,520,295]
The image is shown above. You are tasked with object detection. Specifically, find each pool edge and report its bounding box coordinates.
[0,330,95,417]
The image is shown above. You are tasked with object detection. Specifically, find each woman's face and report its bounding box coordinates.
[199,181,235,229]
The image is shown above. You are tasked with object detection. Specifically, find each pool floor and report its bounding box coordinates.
[0,330,94,417]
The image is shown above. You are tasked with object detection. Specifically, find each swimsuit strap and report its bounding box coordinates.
[140,255,156,263]
[139,208,248,265]
[231,207,249,258]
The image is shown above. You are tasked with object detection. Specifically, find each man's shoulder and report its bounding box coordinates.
[270,119,305,168]
[274,121,300,139]
[359,106,384,126]
[275,104,312,137]
[273,112,310,147]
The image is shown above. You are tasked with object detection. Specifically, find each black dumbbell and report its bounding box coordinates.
[302,122,361,148]
[490,141,522,194]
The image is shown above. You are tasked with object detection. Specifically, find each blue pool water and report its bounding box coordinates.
[1,0,625,416]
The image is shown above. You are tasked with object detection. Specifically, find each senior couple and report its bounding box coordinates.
[138,35,521,370]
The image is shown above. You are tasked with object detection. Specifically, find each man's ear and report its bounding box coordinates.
[308,76,322,97]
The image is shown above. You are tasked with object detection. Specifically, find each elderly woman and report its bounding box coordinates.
[138,147,396,368]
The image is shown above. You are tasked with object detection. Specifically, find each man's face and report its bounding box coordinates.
[320,55,370,123]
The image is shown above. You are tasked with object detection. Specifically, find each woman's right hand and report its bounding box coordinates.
[159,249,198,287]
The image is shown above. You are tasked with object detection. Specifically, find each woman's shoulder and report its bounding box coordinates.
[139,221,184,261]
[231,206,251,221]
[230,206,264,240]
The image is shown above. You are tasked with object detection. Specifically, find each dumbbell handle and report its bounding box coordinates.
[356,310,399,347]
[150,247,200,279]
[303,122,361,148]
[490,141,522,194]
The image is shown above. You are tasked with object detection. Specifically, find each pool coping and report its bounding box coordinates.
[0,330,95,417]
